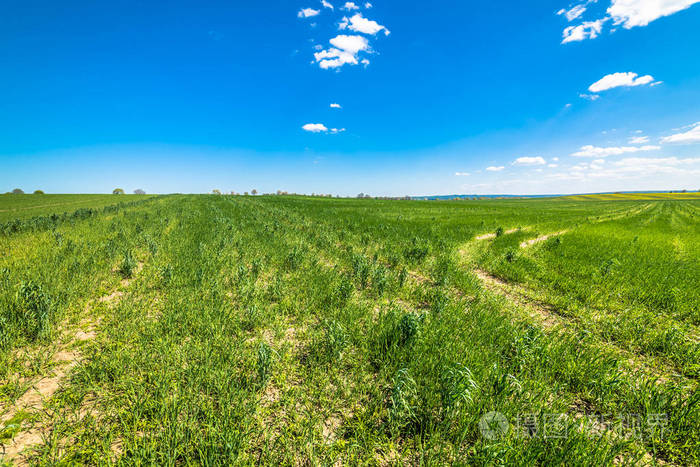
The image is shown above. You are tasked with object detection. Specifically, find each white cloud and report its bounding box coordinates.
[365,2,373,8]
[613,156,700,167]
[579,93,600,101]
[486,166,505,172]
[298,8,321,18]
[562,19,606,43]
[302,123,328,133]
[608,0,700,28]
[322,0,334,9]
[513,156,547,166]
[558,4,588,21]
[552,157,560,161]
[342,1,360,10]
[660,122,700,144]
[561,1,700,45]
[314,34,370,69]
[340,13,390,35]
[330,103,342,108]
[330,34,369,53]
[588,72,656,92]
[548,164,559,168]
[571,144,661,157]
[629,135,650,144]
[302,124,345,134]
[455,172,471,176]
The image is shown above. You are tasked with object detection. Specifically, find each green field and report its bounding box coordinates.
[0,194,154,223]
[1,195,698,465]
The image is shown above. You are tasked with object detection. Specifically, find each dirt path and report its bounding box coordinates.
[0,264,141,465]
[474,228,521,240]
[519,230,568,248]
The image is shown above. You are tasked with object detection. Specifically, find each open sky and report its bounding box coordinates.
[2,0,700,195]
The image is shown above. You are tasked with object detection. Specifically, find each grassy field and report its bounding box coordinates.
[0,195,698,465]
[563,192,700,201]
[0,194,153,223]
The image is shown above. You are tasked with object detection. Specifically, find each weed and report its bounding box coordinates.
[389,368,417,431]
[440,363,479,411]
[257,342,272,387]
[404,237,430,263]
[16,281,53,340]
[119,251,137,278]
[372,265,388,296]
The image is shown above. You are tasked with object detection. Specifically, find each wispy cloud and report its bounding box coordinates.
[557,4,587,21]
[298,8,321,18]
[628,135,649,144]
[455,172,471,176]
[571,144,661,157]
[330,103,342,108]
[322,0,334,10]
[561,0,700,43]
[341,1,360,10]
[486,166,505,172]
[512,156,546,166]
[660,122,700,144]
[562,19,606,43]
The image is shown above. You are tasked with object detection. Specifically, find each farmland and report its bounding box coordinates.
[0,195,154,223]
[0,195,698,465]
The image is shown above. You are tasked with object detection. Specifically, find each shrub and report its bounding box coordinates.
[33,190,45,195]
[495,226,504,237]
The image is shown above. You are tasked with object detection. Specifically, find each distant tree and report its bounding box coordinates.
[357,193,365,198]
[33,190,45,194]
[11,188,24,194]
[244,191,249,196]
[251,189,258,195]
[134,189,146,195]
[113,188,125,195]
[212,189,222,195]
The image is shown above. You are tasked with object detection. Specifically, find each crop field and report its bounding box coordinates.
[0,195,698,465]
[0,195,154,223]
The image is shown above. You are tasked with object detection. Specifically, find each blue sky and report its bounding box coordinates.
[2,0,700,195]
